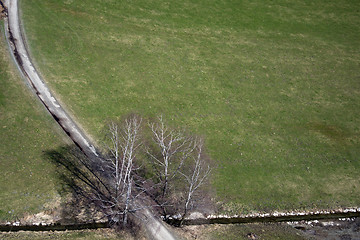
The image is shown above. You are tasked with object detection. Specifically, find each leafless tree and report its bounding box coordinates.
[99,116,143,227]
[179,138,211,226]
[146,116,196,212]
[49,114,213,229]
[146,116,213,221]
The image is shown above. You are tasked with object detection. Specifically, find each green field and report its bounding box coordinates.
[0,229,124,240]
[0,24,69,221]
[20,0,360,213]
[0,223,307,240]
[202,223,306,240]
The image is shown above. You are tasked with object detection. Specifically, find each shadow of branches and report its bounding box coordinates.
[43,115,216,231]
[44,144,143,236]
[43,145,105,225]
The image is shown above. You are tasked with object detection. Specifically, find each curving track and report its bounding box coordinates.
[3,0,176,239]
[4,0,99,160]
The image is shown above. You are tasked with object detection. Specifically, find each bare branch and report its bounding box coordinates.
[179,137,212,226]
[147,116,196,205]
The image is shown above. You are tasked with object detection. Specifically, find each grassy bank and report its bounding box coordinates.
[0,229,123,240]
[0,23,69,221]
[0,223,307,240]
[20,0,360,213]
[201,223,306,240]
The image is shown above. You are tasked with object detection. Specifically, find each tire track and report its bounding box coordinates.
[3,1,176,239]
[5,0,98,160]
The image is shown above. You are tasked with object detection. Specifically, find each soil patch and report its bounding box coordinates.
[291,218,360,240]
[0,0,7,19]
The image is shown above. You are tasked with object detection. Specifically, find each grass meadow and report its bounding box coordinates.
[0,229,123,240]
[202,223,306,240]
[0,223,307,240]
[0,25,69,221]
[20,0,360,213]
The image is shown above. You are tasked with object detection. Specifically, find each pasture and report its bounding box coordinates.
[19,0,360,213]
[0,25,69,221]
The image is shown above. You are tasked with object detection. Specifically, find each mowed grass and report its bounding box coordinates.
[20,0,360,213]
[0,229,124,240]
[0,25,69,221]
[201,223,306,240]
[0,224,306,240]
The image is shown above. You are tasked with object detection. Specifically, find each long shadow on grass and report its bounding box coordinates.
[43,145,107,225]
[44,146,148,237]
[44,144,215,231]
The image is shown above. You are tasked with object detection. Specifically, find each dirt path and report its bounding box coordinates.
[4,0,176,239]
[4,0,98,159]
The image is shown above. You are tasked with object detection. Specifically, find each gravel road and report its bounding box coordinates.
[4,0,176,239]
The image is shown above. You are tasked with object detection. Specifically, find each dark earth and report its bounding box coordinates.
[291,218,360,240]
[0,0,7,19]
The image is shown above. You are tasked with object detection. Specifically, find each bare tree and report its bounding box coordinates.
[146,116,196,214]
[179,138,211,226]
[49,114,213,229]
[146,116,213,222]
[99,116,143,227]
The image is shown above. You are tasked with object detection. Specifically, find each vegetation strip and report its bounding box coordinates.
[167,208,360,226]
[1,208,359,232]
[0,222,109,232]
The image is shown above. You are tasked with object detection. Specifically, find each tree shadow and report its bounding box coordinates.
[43,145,145,236]
[44,136,216,231]
[43,145,103,225]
